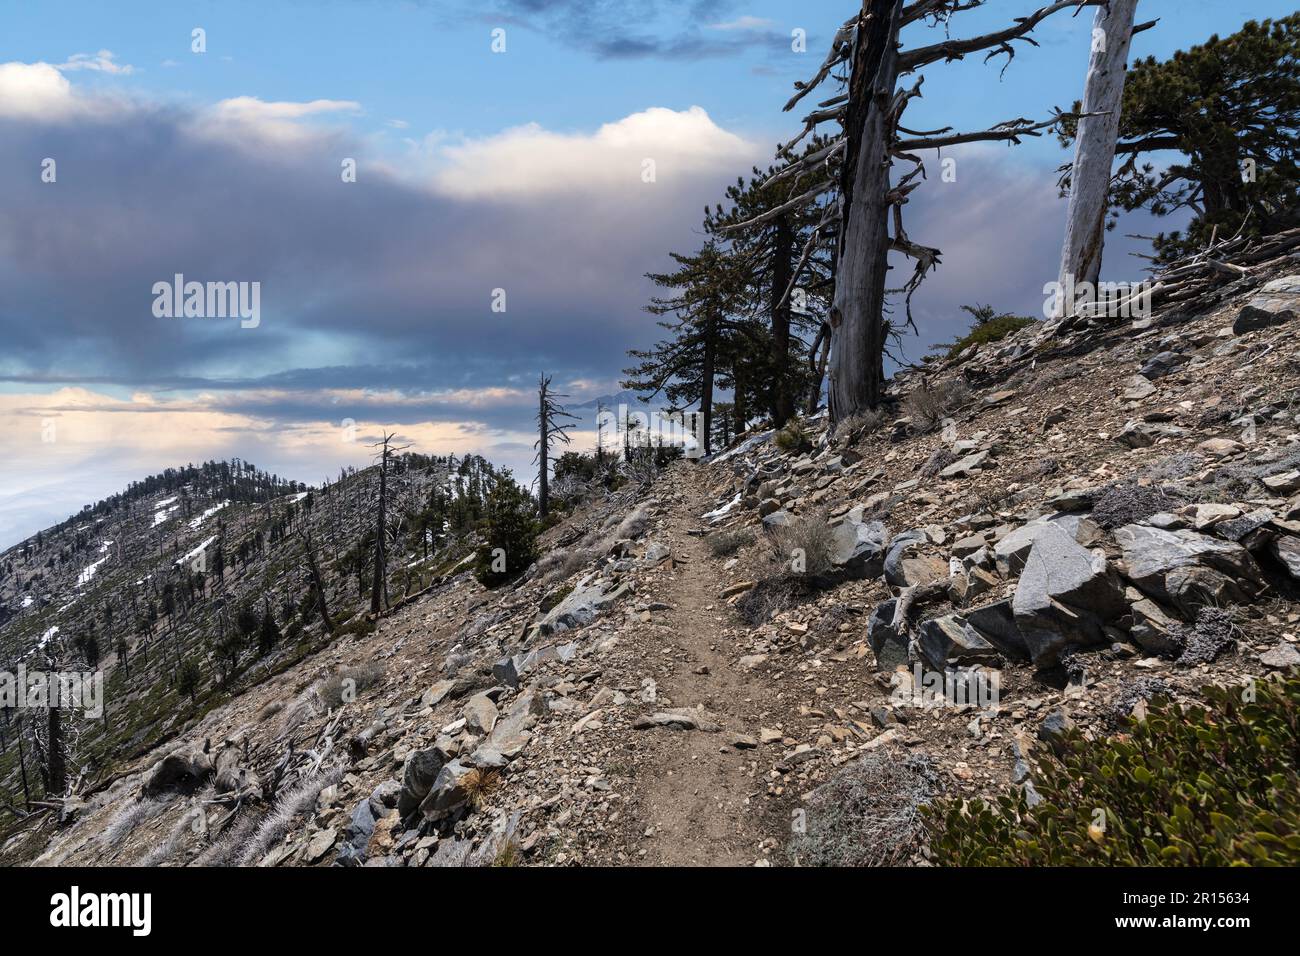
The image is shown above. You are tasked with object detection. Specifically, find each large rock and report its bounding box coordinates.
[964,599,1030,661]
[419,760,476,821]
[1012,524,1126,667]
[993,515,1081,576]
[918,615,1000,670]
[1273,536,1300,583]
[1234,276,1299,334]
[867,600,908,671]
[142,746,213,797]
[1115,524,1262,616]
[632,708,722,732]
[827,507,889,579]
[462,692,499,736]
[536,573,632,635]
[397,748,445,818]
[939,451,990,479]
[884,530,946,588]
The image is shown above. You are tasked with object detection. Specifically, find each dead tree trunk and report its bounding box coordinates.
[770,213,796,425]
[701,311,716,454]
[46,703,66,797]
[1056,0,1139,311]
[537,387,550,517]
[829,0,903,422]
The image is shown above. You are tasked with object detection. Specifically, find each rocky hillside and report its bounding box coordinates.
[4,259,1299,867]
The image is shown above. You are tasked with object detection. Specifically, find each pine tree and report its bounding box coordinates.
[474,471,538,587]
[623,241,754,454]
[707,142,836,424]
[258,601,282,656]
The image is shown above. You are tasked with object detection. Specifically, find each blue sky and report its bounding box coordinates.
[0,0,1292,548]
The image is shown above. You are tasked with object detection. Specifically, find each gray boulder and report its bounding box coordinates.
[1272,536,1300,582]
[827,507,889,579]
[397,747,445,818]
[1234,276,1299,334]
[1012,524,1127,667]
[964,599,1030,661]
[918,615,1000,670]
[536,573,632,635]
[993,515,1081,576]
[419,760,476,822]
[866,600,908,671]
[1115,524,1262,616]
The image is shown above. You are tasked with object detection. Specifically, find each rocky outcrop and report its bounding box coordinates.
[1115,524,1262,617]
[1011,524,1126,667]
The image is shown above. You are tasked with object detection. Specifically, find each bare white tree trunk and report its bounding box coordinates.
[1055,0,1139,316]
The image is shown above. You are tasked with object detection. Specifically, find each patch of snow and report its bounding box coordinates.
[77,555,109,586]
[21,595,34,608]
[154,496,178,509]
[176,535,217,567]
[702,493,742,522]
[153,504,179,527]
[710,429,774,465]
[188,500,229,530]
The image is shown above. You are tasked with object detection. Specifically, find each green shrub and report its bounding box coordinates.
[925,675,1300,866]
[475,471,539,587]
[936,306,1035,359]
[773,421,811,453]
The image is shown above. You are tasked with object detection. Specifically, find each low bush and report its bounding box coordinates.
[925,675,1300,865]
[902,378,970,433]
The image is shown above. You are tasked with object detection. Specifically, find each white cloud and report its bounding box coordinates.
[709,16,776,31]
[59,50,135,75]
[194,95,363,146]
[0,61,79,119]
[429,105,758,199]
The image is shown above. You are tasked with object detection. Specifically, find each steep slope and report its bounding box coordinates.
[4,260,1300,868]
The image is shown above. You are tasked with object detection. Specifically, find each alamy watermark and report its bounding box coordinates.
[0,665,104,718]
[1043,272,1155,321]
[597,403,707,459]
[152,274,260,328]
[890,663,1000,710]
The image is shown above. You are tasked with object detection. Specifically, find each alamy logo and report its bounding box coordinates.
[151,274,260,328]
[0,665,103,718]
[50,886,151,936]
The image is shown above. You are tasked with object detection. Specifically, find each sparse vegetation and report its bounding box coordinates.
[789,750,940,867]
[773,420,812,453]
[318,661,386,710]
[927,676,1300,866]
[770,510,835,581]
[902,378,970,433]
[934,305,1036,359]
[707,528,754,557]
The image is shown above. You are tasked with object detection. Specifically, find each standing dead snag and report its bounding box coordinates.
[1055,0,1142,314]
[368,431,410,615]
[534,375,577,519]
[732,0,1104,424]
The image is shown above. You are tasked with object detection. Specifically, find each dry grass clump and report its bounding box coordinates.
[707,528,754,558]
[788,750,940,867]
[902,378,970,433]
[236,766,344,866]
[99,795,171,850]
[770,510,836,581]
[835,408,887,444]
[318,661,386,710]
